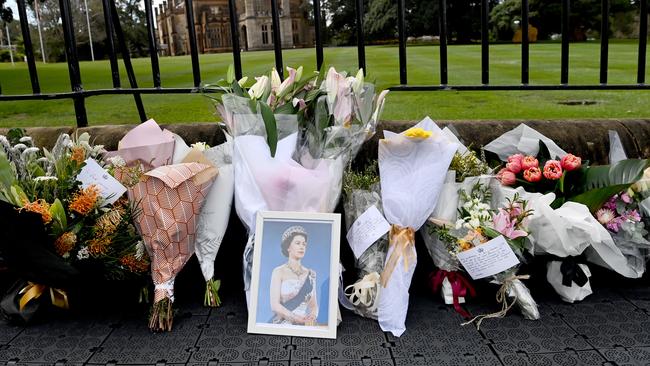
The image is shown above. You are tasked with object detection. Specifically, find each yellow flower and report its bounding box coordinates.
[69,185,100,216]
[54,232,77,257]
[404,127,432,139]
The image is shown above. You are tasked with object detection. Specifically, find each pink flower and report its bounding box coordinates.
[621,192,632,204]
[596,208,615,225]
[497,168,516,186]
[626,209,641,222]
[493,210,528,239]
[523,167,542,182]
[521,156,539,170]
[560,153,582,171]
[606,217,624,232]
[506,154,524,174]
[543,160,563,180]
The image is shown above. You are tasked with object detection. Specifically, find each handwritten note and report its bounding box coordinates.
[76,158,127,206]
[456,235,520,280]
[346,205,391,259]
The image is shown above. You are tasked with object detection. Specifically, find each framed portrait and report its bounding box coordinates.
[247,211,341,339]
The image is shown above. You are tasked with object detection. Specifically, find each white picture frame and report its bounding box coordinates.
[247,210,341,339]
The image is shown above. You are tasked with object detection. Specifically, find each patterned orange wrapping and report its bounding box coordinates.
[125,163,217,303]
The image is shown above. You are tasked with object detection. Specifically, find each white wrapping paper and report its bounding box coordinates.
[484,124,567,161]
[377,117,457,336]
[547,261,592,303]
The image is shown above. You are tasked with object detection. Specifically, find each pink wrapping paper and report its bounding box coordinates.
[108,119,175,170]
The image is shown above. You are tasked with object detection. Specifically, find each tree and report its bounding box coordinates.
[114,0,148,57]
[364,0,396,41]
[1,0,12,23]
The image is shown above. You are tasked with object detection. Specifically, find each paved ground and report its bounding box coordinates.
[3,273,650,366]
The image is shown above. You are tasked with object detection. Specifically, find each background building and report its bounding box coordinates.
[155,0,313,55]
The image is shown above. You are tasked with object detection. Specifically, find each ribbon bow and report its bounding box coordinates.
[430,270,476,319]
[559,256,589,288]
[462,274,530,330]
[18,282,69,311]
[380,225,416,288]
[345,272,381,312]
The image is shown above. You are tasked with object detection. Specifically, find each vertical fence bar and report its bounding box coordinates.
[638,0,647,84]
[397,0,407,84]
[110,0,147,122]
[480,0,489,85]
[600,0,609,84]
[185,0,201,87]
[16,0,40,94]
[313,0,324,70]
[58,0,87,126]
[521,0,529,84]
[228,0,242,79]
[439,0,448,85]
[561,0,570,84]
[144,0,161,87]
[355,0,366,73]
[101,0,120,88]
[270,0,284,79]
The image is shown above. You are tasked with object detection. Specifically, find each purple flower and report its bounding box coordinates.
[626,209,642,222]
[606,217,624,232]
[621,192,632,204]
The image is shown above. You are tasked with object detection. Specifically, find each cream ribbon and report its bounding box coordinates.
[154,280,175,303]
[461,274,530,330]
[380,225,416,288]
[345,272,381,311]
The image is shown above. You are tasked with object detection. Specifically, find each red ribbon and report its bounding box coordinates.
[430,269,476,319]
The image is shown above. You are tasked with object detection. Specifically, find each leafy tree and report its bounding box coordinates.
[1,0,12,23]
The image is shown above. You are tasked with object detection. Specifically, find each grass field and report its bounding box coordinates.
[1,41,649,127]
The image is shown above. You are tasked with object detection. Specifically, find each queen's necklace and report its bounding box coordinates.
[286,263,305,277]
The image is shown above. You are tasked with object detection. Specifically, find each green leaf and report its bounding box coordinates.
[226,64,235,84]
[50,198,68,236]
[570,184,630,213]
[0,152,14,191]
[231,80,246,97]
[583,159,648,189]
[259,102,278,157]
[274,102,295,115]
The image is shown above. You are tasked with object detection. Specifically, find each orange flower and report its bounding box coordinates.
[69,185,100,216]
[87,236,111,256]
[54,232,77,257]
[120,255,150,273]
[94,209,123,236]
[21,199,52,224]
[70,146,86,164]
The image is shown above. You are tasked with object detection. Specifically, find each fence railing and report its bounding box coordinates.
[0,0,648,127]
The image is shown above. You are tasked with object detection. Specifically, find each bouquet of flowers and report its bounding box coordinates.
[376,117,457,336]
[170,133,236,308]
[340,162,387,319]
[0,129,150,323]
[205,65,388,312]
[486,124,650,302]
[112,120,217,331]
[430,181,540,327]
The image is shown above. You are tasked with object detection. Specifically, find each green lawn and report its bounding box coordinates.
[1,41,649,127]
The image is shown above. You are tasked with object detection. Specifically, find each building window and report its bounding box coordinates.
[262,24,269,44]
[210,6,219,15]
[292,20,299,44]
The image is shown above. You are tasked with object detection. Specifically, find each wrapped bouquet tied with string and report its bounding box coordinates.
[339,163,388,319]
[432,181,541,329]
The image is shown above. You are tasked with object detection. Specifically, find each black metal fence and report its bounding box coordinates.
[0,0,648,127]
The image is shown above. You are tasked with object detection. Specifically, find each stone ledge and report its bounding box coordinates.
[2,119,649,164]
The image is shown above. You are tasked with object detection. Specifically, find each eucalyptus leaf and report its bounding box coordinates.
[259,102,278,157]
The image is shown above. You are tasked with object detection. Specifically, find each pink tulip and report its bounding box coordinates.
[506,154,524,173]
[523,167,542,182]
[521,156,539,170]
[560,153,581,171]
[497,168,516,186]
[543,160,563,180]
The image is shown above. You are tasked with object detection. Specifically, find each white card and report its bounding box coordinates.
[76,158,127,206]
[346,205,391,259]
[456,235,520,280]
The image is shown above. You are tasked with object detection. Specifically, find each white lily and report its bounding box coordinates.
[271,68,282,91]
[249,75,270,100]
